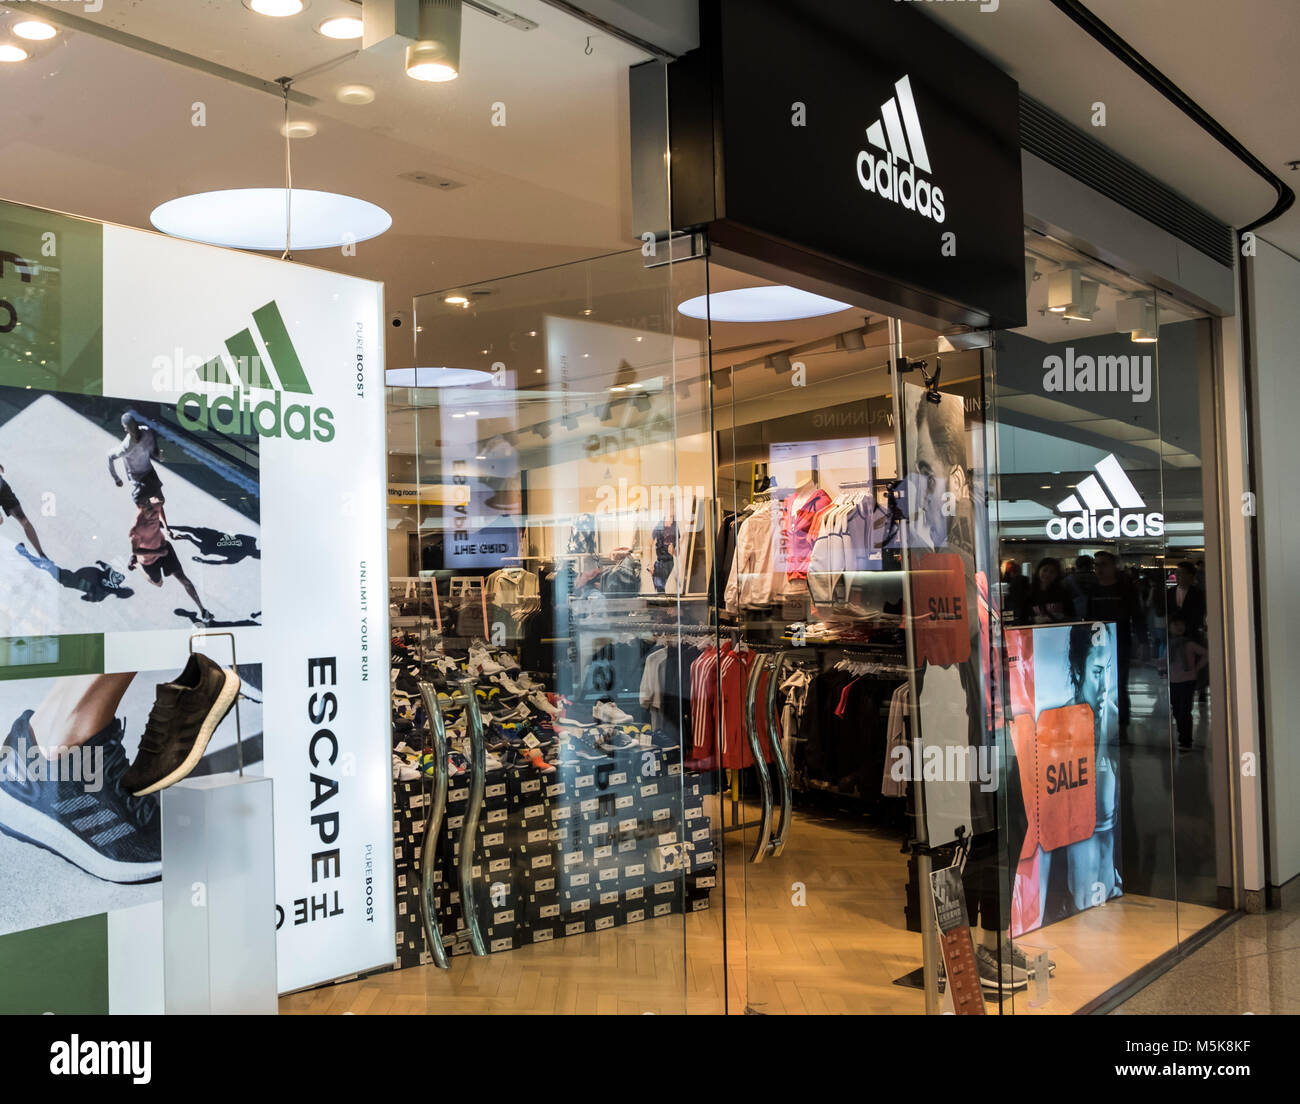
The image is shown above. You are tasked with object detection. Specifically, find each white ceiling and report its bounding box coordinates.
[0,0,652,367]
[921,0,1300,258]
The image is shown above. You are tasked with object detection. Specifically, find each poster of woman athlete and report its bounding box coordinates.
[1004,621,1122,935]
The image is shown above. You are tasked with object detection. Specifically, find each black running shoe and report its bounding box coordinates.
[392,670,421,702]
[122,653,241,797]
[0,711,161,883]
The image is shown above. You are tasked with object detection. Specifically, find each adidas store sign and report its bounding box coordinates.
[855,76,945,224]
[1046,454,1164,540]
[177,300,336,443]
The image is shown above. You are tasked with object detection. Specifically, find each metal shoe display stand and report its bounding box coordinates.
[415,677,489,965]
[162,632,275,1014]
[740,651,794,863]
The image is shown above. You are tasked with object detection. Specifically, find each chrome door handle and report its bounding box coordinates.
[744,655,774,864]
[765,652,793,858]
[457,677,489,956]
[416,682,450,970]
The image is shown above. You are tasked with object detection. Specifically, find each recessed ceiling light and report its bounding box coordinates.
[150,188,390,251]
[281,120,318,139]
[13,21,56,41]
[385,367,493,388]
[336,84,376,105]
[677,286,853,322]
[318,15,363,39]
[0,44,29,63]
[444,295,469,306]
[244,0,306,16]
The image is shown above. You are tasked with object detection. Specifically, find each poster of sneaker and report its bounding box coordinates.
[1004,622,1122,936]
[0,198,394,997]
[0,661,262,937]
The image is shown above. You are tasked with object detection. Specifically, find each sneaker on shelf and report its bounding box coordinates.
[572,738,608,761]
[491,671,529,696]
[392,670,421,702]
[392,754,420,782]
[1008,944,1056,977]
[447,751,471,776]
[974,944,1029,993]
[520,746,557,774]
[528,692,561,718]
[0,711,162,884]
[516,671,545,692]
[592,699,634,725]
[484,751,504,772]
[123,654,241,797]
[494,651,520,671]
[596,728,640,753]
[467,644,503,676]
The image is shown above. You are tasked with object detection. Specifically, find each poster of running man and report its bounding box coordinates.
[0,198,393,999]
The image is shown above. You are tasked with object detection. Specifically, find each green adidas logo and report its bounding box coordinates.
[177,301,335,443]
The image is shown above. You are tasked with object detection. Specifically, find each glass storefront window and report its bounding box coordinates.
[994,233,1229,1010]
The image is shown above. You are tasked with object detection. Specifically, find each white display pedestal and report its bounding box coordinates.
[161,775,277,1014]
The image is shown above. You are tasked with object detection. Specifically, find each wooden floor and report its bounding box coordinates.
[279,799,1223,1015]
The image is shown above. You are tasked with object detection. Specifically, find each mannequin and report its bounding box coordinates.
[788,467,821,514]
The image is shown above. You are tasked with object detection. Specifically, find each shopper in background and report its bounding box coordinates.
[1028,556,1069,623]
[1167,615,1208,750]
[1086,551,1139,744]
[1065,554,1097,620]
[1001,557,1031,624]
[1168,561,1205,640]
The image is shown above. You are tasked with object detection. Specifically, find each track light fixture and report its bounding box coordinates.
[407,0,462,82]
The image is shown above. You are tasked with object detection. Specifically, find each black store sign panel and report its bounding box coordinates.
[669,0,1026,329]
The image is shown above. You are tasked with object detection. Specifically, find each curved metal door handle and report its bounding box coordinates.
[743,654,774,864]
[765,652,793,858]
[457,677,489,956]
[416,682,450,970]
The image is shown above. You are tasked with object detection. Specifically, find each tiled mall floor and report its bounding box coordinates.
[1112,901,1300,1014]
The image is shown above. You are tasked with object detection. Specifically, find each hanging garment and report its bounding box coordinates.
[781,488,832,581]
[640,645,668,731]
[916,663,974,847]
[882,683,911,798]
[487,567,539,612]
[724,501,784,612]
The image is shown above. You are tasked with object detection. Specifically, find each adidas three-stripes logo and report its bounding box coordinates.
[1046,454,1164,540]
[177,300,336,442]
[855,75,946,224]
[200,301,313,395]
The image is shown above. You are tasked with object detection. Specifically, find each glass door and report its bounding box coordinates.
[384,244,720,1013]
[704,258,998,1013]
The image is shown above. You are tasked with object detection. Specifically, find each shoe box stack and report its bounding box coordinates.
[388,748,717,966]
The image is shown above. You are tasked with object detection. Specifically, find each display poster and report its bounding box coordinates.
[903,382,990,847]
[1004,622,1122,936]
[0,199,393,995]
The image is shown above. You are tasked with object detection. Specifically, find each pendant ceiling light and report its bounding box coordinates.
[150,188,391,251]
[406,0,462,82]
[678,286,853,323]
[151,74,390,253]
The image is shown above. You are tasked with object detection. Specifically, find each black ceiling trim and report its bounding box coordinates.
[1050,0,1293,238]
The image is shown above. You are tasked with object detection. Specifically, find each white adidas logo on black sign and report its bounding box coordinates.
[855,75,946,224]
[1047,453,1165,540]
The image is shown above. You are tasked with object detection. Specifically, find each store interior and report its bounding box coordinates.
[0,0,1231,1014]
